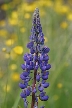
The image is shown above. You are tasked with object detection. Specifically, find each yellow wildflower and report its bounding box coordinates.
[13,46,23,55]
[21,3,27,11]
[10,33,17,41]
[37,1,47,7]
[5,39,14,46]
[10,50,17,60]
[20,27,26,33]
[10,64,17,70]
[67,13,72,21]
[23,3,36,12]
[12,0,21,5]
[60,5,69,14]
[8,18,18,26]
[57,83,63,88]
[24,13,30,19]
[60,21,68,29]
[5,53,10,59]
[1,4,8,10]
[54,3,61,13]
[38,0,53,7]
[0,30,8,37]
[3,85,11,92]
[2,48,7,52]
[46,1,53,7]
[11,73,20,81]
[54,4,69,14]
[11,11,18,19]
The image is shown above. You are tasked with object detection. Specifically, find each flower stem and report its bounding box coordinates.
[31,52,38,108]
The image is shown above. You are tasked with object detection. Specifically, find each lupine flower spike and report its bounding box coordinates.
[19,8,51,108]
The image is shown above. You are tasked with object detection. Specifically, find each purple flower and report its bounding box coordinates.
[36,73,40,82]
[26,87,31,96]
[19,8,51,108]
[39,95,49,101]
[32,87,37,93]
[40,106,45,108]
[21,64,25,70]
[20,91,27,98]
[27,41,34,49]
[38,84,44,92]
[42,82,49,88]
[19,83,26,89]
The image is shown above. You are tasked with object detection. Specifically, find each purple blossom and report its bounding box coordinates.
[19,8,51,108]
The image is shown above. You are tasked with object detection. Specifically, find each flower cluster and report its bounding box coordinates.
[19,8,51,108]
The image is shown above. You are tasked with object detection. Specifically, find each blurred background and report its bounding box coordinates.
[0,0,72,108]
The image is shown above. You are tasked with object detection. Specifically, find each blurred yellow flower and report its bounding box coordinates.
[0,20,6,26]
[37,0,46,6]
[22,3,36,12]
[57,83,63,88]
[21,3,27,11]
[53,95,59,101]
[8,18,18,26]
[10,64,17,70]
[38,0,53,7]
[0,30,8,37]
[44,37,48,43]
[11,11,18,19]
[46,1,53,7]
[5,39,14,46]
[13,46,23,55]
[10,50,17,59]
[24,13,30,19]
[60,5,69,14]
[54,4,69,14]
[1,4,8,10]
[10,33,17,41]
[12,0,21,5]
[11,73,20,81]
[60,21,68,29]
[20,27,26,33]
[3,85,11,92]
[2,48,7,52]
[5,53,10,59]
[67,13,72,21]
[54,2,61,13]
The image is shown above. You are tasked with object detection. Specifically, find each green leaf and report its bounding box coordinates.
[12,90,21,108]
